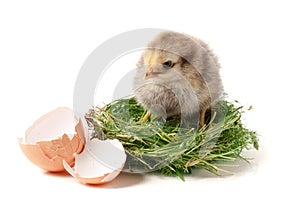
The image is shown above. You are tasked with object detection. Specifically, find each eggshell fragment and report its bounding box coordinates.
[63,139,126,185]
[18,107,86,172]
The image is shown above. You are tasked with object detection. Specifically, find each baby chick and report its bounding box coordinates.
[133,31,223,126]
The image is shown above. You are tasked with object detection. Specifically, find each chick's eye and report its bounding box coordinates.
[162,61,173,69]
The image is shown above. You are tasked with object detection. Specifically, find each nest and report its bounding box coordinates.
[85,96,259,180]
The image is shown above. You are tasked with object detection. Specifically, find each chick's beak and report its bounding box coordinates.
[145,66,153,78]
[145,65,162,79]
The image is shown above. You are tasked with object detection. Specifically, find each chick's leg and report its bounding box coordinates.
[137,111,151,124]
[199,109,206,127]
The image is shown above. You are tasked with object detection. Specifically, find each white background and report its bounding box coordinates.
[1,0,299,199]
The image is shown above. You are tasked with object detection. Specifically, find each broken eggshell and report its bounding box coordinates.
[63,139,126,185]
[18,107,86,172]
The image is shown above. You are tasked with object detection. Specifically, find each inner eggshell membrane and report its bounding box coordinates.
[63,139,126,184]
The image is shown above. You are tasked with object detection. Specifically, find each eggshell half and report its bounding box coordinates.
[63,139,126,185]
[18,107,86,172]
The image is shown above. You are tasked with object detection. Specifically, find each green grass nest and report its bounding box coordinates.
[85,96,259,180]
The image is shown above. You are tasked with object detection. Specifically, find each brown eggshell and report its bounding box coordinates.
[71,172,109,185]
[18,107,86,172]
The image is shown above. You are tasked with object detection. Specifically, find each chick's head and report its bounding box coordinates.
[141,48,183,81]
